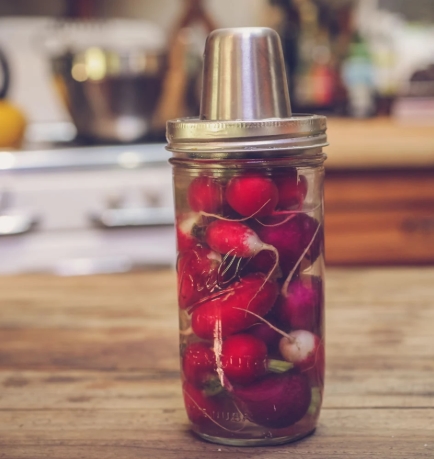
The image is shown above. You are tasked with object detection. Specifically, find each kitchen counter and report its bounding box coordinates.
[0,268,433,458]
[326,117,434,170]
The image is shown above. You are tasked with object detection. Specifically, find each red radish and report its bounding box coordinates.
[246,250,282,278]
[246,250,278,275]
[276,277,323,332]
[183,382,221,425]
[176,213,201,252]
[248,317,283,353]
[187,176,223,214]
[177,245,221,310]
[191,273,278,340]
[231,372,311,429]
[205,220,278,263]
[220,334,268,385]
[226,175,278,217]
[275,171,308,210]
[183,342,217,387]
[279,330,322,372]
[256,213,320,275]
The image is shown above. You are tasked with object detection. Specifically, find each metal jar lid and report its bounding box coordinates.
[166,27,327,157]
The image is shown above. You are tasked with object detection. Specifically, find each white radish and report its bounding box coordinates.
[176,212,201,252]
[279,330,322,372]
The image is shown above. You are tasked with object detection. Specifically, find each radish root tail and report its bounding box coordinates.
[233,307,294,343]
[281,223,321,297]
[200,199,272,222]
[243,243,279,316]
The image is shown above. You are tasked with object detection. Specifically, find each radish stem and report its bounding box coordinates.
[186,287,236,314]
[254,213,296,227]
[179,327,193,336]
[200,199,272,222]
[233,307,294,343]
[254,203,321,227]
[281,223,321,297]
[268,359,294,374]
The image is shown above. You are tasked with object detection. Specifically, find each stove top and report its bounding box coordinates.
[0,141,176,275]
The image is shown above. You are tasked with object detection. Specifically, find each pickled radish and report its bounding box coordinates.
[231,373,311,428]
[276,277,323,332]
[248,317,282,353]
[176,166,324,439]
[176,213,201,252]
[279,330,322,372]
[247,250,277,275]
[226,175,278,217]
[256,213,320,274]
[183,382,221,425]
[191,273,278,339]
[183,342,217,387]
[221,334,267,385]
[177,245,221,310]
[205,220,276,260]
[188,176,223,213]
[275,171,308,210]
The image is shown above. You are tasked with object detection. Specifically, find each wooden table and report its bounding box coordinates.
[0,269,433,458]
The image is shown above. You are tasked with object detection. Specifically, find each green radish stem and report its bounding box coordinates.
[203,377,225,397]
[268,359,294,374]
[307,387,322,416]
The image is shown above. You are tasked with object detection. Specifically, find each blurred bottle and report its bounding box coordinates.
[310,30,335,108]
[294,0,330,111]
[370,25,398,116]
[341,33,375,118]
[268,0,300,104]
[270,0,337,112]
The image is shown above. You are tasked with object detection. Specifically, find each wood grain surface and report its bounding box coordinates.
[0,269,433,458]
[326,118,434,170]
[324,170,434,265]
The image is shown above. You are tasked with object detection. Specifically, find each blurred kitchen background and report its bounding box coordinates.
[0,0,433,275]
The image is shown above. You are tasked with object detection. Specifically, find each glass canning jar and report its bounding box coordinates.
[169,152,325,446]
[166,27,327,446]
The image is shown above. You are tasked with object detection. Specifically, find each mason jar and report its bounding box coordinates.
[166,28,327,446]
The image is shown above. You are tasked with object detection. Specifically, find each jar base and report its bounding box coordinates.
[193,427,316,447]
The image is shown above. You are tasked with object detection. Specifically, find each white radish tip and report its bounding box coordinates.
[179,212,201,233]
